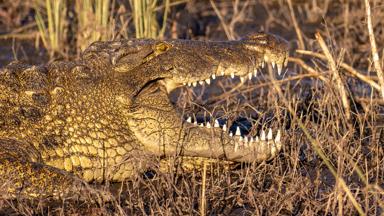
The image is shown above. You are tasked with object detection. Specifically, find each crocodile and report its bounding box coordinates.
[0,32,288,198]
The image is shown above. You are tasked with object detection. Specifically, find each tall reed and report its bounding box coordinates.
[76,0,112,51]
[34,0,174,55]
[130,0,170,39]
[35,0,66,57]
[34,0,112,55]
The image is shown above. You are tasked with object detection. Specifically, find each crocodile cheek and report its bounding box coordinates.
[127,106,228,158]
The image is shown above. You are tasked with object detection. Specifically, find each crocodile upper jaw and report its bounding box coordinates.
[158,33,289,93]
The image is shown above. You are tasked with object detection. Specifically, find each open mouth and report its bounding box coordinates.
[159,37,288,157]
[168,61,285,156]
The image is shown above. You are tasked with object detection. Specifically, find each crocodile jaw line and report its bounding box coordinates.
[164,33,289,88]
[161,56,288,94]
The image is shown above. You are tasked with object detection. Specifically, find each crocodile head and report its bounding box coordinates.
[82,32,288,164]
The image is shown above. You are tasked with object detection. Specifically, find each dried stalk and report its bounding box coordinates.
[364,0,384,99]
[315,32,351,121]
[296,50,382,91]
[210,0,248,40]
[287,0,305,49]
[200,161,207,216]
[288,57,328,82]
[210,0,233,40]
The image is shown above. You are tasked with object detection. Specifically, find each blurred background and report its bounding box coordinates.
[0,0,382,69]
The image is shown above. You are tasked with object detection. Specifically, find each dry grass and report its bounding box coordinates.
[75,0,112,51]
[6,0,175,57]
[0,0,384,215]
[130,0,171,39]
[34,0,67,57]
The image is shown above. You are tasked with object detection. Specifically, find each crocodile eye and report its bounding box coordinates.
[154,42,172,53]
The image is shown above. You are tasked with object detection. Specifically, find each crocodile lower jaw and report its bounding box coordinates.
[184,116,282,154]
[168,77,283,156]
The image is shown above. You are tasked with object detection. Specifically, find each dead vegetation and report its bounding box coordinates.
[0,0,383,215]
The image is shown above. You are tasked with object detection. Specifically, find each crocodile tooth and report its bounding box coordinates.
[264,55,269,62]
[222,124,227,131]
[239,136,243,142]
[183,82,186,85]
[255,136,259,142]
[205,78,211,85]
[214,119,220,128]
[231,73,235,78]
[240,77,245,83]
[221,70,225,76]
[199,81,204,85]
[261,61,265,68]
[194,121,197,125]
[261,130,266,141]
[271,61,276,69]
[192,82,197,87]
[235,127,241,136]
[275,129,281,142]
[186,117,192,123]
[229,131,233,137]
[250,137,254,144]
[267,128,273,140]
[199,123,204,127]
[188,82,192,87]
[206,122,211,128]
[248,72,252,80]
[254,68,258,77]
[212,74,216,79]
[244,136,248,146]
[277,64,283,75]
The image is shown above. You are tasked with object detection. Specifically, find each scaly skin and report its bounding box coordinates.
[0,33,288,197]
